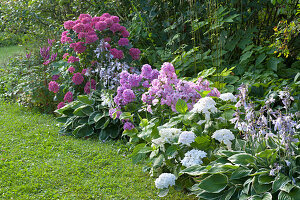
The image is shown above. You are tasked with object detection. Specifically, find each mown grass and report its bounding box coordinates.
[0,45,26,66]
[0,101,194,200]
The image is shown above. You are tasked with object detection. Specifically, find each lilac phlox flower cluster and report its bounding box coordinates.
[142,62,220,112]
[191,97,218,121]
[155,173,176,189]
[178,131,196,146]
[181,149,207,167]
[219,93,237,102]
[212,129,235,149]
[123,122,134,130]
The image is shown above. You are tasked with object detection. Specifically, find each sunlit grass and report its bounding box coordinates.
[0,45,26,66]
[0,101,194,199]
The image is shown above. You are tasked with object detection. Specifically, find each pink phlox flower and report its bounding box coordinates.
[70,42,86,53]
[129,48,140,60]
[78,14,92,20]
[64,91,73,103]
[68,66,75,73]
[118,38,129,46]
[48,81,59,93]
[110,23,121,33]
[85,34,98,44]
[64,20,75,30]
[72,73,84,85]
[104,18,114,27]
[121,30,130,38]
[101,13,111,18]
[110,48,124,59]
[84,79,96,94]
[43,60,51,66]
[57,102,65,109]
[104,37,111,42]
[95,21,107,31]
[63,53,69,59]
[73,23,85,33]
[52,75,59,81]
[110,16,120,23]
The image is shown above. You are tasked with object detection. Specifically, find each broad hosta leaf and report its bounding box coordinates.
[94,112,104,122]
[104,125,120,139]
[272,173,290,193]
[280,183,295,193]
[253,176,272,194]
[166,145,178,157]
[278,191,293,200]
[81,105,94,115]
[56,116,68,123]
[175,99,188,114]
[88,111,98,125]
[230,167,252,180]
[267,57,281,72]
[73,105,88,116]
[207,164,239,174]
[228,153,256,165]
[258,174,274,184]
[77,95,95,105]
[262,192,272,200]
[73,124,94,138]
[95,117,107,129]
[180,165,210,176]
[198,174,228,193]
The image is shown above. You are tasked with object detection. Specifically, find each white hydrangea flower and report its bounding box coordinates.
[159,128,182,143]
[181,149,207,168]
[191,97,217,120]
[152,137,165,146]
[155,173,176,189]
[178,131,196,146]
[212,129,235,149]
[220,93,237,102]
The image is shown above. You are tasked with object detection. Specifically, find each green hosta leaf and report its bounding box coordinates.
[230,167,252,180]
[268,57,281,72]
[228,153,256,165]
[258,175,274,184]
[119,112,133,121]
[224,186,237,200]
[278,191,293,200]
[207,164,239,174]
[198,174,228,193]
[78,117,88,124]
[175,99,188,114]
[138,146,152,154]
[94,113,104,122]
[77,95,95,105]
[103,118,110,129]
[262,192,272,200]
[180,165,210,176]
[99,129,110,141]
[73,105,87,116]
[81,105,94,115]
[88,111,98,125]
[280,183,295,193]
[253,176,272,194]
[272,173,290,193]
[73,124,94,138]
[195,136,211,149]
[197,190,226,200]
[104,125,120,139]
[56,116,68,123]
[95,117,107,129]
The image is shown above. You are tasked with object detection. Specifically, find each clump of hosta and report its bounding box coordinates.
[178,131,196,146]
[181,149,207,167]
[212,129,235,149]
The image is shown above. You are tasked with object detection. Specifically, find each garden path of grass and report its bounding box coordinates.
[0,101,194,200]
[0,45,26,66]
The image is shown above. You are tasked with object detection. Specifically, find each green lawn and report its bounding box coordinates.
[0,101,194,199]
[0,45,26,65]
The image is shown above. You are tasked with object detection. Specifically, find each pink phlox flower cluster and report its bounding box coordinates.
[68,66,75,73]
[64,91,73,103]
[63,53,69,59]
[70,42,86,54]
[84,79,96,94]
[110,48,124,60]
[57,102,65,109]
[118,38,129,46]
[129,48,141,60]
[67,56,80,63]
[48,81,59,93]
[72,73,84,85]
[61,31,73,43]
[52,75,60,81]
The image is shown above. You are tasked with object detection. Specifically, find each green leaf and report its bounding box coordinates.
[240,51,253,63]
[56,116,68,123]
[180,165,210,176]
[278,191,293,200]
[175,99,188,114]
[268,57,281,72]
[73,105,87,116]
[198,174,228,193]
[258,175,274,184]
[253,176,272,194]
[255,53,267,66]
[119,112,133,121]
[94,113,104,122]
[77,95,95,105]
[166,145,178,157]
[88,111,98,125]
[81,105,94,115]
[94,117,107,129]
[153,154,164,168]
[230,167,252,180]
[228,153,256,165]
[272,173,290,193]
[262,192,272,200]
[280,183,295,193]
[73,124,94,138]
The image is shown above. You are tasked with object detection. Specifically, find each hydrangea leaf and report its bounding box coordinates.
[176,99,188,114]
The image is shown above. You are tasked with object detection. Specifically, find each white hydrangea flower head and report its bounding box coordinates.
[155,173,176,189]
[191,97,217,120]
[159,128,182,143]
[181,149,207,167]
[212,129,235,149]
[178,131,196,146]
[220,93,237,102]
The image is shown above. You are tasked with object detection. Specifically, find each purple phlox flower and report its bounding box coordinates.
[26,52,31,60]
[52,75,60,81]
[48,39,55,46]
[40,46,50,60]
[51,53,57,62]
